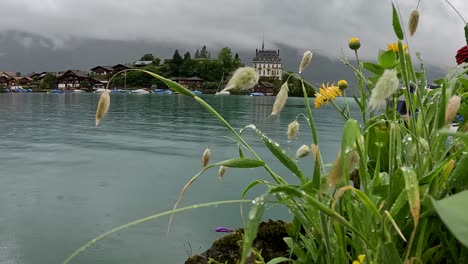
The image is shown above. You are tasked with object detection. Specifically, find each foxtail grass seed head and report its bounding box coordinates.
[445,95,461,125]
[202,147,211,167]
[95,89,110,126]
[338,79,348,90]
[311,144,320,161]
[271,82,289,116]
[408,9,420,37]
[327,151,343,187]
[348,37,361,50]
[369,69,399,111]
[222,67,259,91]
[287,120,300,140]
[218,166,227,179]
[299,51,313,74]
[295,144,310,159]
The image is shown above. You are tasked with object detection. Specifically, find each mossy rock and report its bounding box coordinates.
[185,220,291,264]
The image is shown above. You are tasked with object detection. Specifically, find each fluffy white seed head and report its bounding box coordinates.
[202,147,211,167]
[445,95,461,125]
[218,166,227,179]
[271,82,289,116]
[287,120,300,140]
[95,89,110,126]
[408,10,420,37]
[295,144,310,159]
[369,69,400,111]
[222,67,259,92]
[299,51,313,74]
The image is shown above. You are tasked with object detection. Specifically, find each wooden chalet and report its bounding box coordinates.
[253,81,275,95]
[90,66,114,76]
[57,70,90,89]
[112,64,132,73]
[172,76,205,89]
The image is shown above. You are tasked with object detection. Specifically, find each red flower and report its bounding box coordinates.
[455,45,468,64]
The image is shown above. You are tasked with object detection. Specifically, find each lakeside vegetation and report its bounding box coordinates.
[62,1,468,264]
[109,45,244,91]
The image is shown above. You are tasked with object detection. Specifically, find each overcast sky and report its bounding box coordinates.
[0,0,467,71]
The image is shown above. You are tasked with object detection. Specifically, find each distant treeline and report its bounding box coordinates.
[110,45,243,90]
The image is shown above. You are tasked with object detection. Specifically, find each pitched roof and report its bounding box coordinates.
[90,65,113,71]
[134,61,154,66]
[253,49,281,63]
[0,71,16,77]
[258,81,274,88]
[59,70,89,78]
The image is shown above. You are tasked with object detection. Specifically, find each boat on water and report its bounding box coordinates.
[94,88,106,94]
[250,92,265,96]
[130,88,150,94]
[50,89,64,94]
[193,90,202,95]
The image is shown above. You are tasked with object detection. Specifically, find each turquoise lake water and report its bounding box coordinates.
[0,93,355,263]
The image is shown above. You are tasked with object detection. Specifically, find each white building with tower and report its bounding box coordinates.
[252,41,282,80]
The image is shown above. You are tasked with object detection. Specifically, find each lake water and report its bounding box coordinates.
[0,93,354,263]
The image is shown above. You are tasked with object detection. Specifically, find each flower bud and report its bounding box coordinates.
[271,82,289,116]
[287,120,300,140]
[338,80,348,90]
[95,89,110,126]
[222,67,259,91]
[348,37,361,51]
[408,10,420,37]
[202,147,211,167]
[295,144,310,159]
[299,51,313,74]
[445,95,461,126]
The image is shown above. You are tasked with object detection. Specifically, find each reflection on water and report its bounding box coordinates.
[0,93,354,263]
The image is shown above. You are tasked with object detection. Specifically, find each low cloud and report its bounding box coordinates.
[0,0,466,67]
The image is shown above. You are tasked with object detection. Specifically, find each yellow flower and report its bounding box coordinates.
[314,83,342,108]
[348,37,361,50]
[387,42,407,53]
[352,254,366,264]
[338,79,348,90]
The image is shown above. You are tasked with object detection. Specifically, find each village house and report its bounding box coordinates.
[172,76,205,89]
[253,81,275,95]
[57,70,91,89]
[133,61,155,67]
[112,64,132,73]
[90,66,114,76]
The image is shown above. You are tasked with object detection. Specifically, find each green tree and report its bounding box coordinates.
[153,57,161,66]
[140,53,154,61]
[233,53,242,68]
[200,45,208,58]
[172,49,183,77]
[181,52,194,77]
[79,80,91,88]
[218,47,233,75]
[42,74,57,89]
[194,49,200,58]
